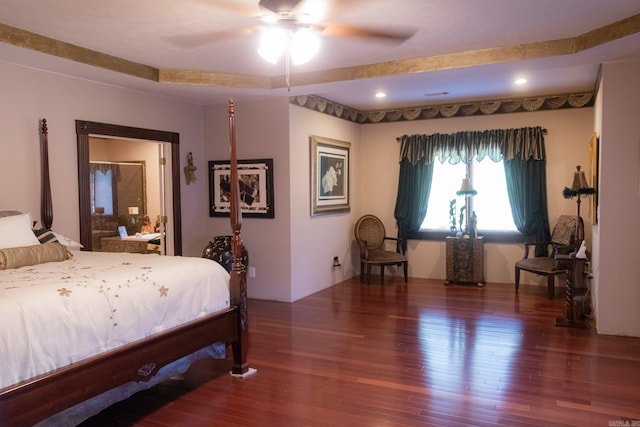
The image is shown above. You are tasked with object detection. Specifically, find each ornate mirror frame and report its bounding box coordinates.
[76,120,182,255]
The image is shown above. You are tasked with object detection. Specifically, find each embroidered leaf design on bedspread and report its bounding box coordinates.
[57,288,72,297]
[0,256,171,329]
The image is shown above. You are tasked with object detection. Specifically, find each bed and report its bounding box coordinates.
[0,100,250,426]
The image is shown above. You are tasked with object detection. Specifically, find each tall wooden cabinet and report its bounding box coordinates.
[445,236,485,286]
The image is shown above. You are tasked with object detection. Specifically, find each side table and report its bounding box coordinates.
[445,236,485,286]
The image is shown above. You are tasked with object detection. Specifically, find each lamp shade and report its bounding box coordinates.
[257,27,287,64]
[563,165,595,198]
[456,177,477,196]
[570,165,590,191]
[258,27,319,66]
[290,28,319,65]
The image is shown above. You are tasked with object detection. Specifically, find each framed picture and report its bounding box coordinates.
[209,158,274,218]
[310,135,350,216]
[588,132,599,224]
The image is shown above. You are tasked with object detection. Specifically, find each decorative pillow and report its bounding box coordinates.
[52,232,84,249]
[0,242,72,270]
[0,210,23,218]
[33,227,60,244]
[0,213,41,249]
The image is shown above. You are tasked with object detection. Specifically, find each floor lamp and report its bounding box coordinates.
[557,165,594,329]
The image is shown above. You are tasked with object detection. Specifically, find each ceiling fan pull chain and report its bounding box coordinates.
[286,47,291,92]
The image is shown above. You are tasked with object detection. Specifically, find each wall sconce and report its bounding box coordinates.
[184,152,197,185]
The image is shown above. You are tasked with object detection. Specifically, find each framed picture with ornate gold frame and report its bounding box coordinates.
[310,135,350,216]
[588,132,599,224]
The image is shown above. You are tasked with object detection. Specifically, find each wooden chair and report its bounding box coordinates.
[354,215,408,284]
[515,215,583,298]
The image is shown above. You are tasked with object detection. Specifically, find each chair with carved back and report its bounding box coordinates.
[515,214,583,298]
[354,215,408,284]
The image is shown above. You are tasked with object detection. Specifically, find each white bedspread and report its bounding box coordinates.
[0,251,230,389]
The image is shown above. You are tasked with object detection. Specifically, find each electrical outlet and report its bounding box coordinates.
[248,267,256,278]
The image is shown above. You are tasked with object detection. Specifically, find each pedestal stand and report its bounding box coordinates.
[554,253,587,328]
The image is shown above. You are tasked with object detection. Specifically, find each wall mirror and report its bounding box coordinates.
[76,120,182,255]
[89,160,148,250]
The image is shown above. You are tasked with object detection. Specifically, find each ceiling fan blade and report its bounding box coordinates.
[323,23,417,43]
[165,27,257,49]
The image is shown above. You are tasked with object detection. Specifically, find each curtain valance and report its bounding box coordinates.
[396,126,547,165]
[90,162,121,181]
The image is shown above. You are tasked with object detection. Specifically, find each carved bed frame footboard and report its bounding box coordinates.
[0,100,249,426]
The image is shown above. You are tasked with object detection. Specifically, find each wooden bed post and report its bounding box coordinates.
[40,119,53,230]
[227,100,251,377]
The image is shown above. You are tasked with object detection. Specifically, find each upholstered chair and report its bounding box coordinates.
[515,215,583,298]
[354,215,408,284]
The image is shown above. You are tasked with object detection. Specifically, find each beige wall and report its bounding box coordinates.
[288,106,361,301]
[0,60,207,256]
[204,100,361,302]
[3,53,638,336]
[204,99,293,301]
[594,59,640,337]
[359,108,595,285]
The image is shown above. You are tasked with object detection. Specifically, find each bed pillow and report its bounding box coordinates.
[33,227,60,244]
[0,213,41,249]
[0,210,23,218]
[0,242,71,270]
[32,227,84,249]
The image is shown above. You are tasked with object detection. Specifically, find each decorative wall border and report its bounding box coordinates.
[289,92,594,124]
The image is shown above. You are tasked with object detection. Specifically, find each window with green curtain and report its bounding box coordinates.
[393,126,551,255]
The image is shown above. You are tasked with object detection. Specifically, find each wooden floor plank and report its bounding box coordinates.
[81,277,640,426]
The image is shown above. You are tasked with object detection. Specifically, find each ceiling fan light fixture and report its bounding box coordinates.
[257,27,287,64]
[296,0,326,24]
[290,28,319,65]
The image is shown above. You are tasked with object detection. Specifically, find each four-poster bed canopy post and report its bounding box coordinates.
[228,99,251,377]
[40,118,53,230]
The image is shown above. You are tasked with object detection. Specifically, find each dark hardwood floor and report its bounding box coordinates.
[82,277,640,426]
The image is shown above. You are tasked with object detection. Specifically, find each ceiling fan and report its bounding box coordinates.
[249,0,417,89]
[183,0,417,65]
[255,0,417,43]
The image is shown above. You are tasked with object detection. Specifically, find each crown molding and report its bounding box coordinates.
[289,92,594,123]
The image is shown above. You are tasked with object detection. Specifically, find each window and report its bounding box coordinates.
[421,158,517,232]
[395,126,548,246]
[91,169,114,215]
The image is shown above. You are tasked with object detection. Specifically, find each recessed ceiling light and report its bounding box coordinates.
[515,78,527,85]
[375,91,386,98]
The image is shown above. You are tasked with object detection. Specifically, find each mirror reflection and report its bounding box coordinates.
[90,160,148,248]
[89,137,163,254]
[76,120,182,256]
